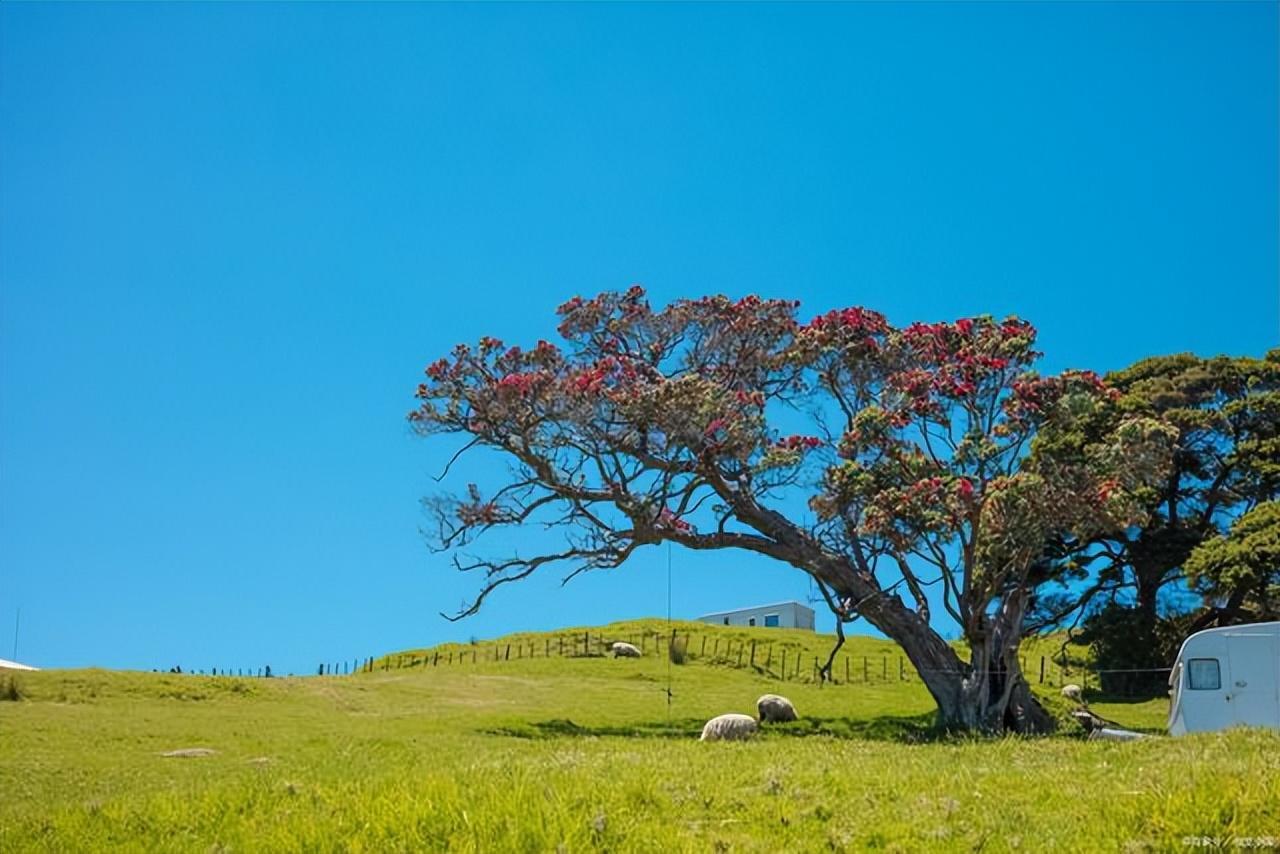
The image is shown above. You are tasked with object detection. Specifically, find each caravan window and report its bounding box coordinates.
[1187,658,1221,690]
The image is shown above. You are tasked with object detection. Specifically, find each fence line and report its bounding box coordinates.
[154,634,1175,697]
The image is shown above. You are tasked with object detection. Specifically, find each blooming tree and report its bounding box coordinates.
[411,288,1175,733]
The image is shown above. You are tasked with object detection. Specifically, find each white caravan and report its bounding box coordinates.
[1168,621,1280,735]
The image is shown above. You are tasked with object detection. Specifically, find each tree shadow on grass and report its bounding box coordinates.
[483,711,944,743]
[1086,692,1168,706]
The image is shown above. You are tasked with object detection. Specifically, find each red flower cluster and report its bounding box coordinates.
[425,358,451,380]
[556,296,585,315]
[657,507,693,532]
[1001,319,1032,338]
[774,435,822,451]
[805,306,889,335]
[1007,376,1059,416]
[494,371,548,396]
[565,356,649,398]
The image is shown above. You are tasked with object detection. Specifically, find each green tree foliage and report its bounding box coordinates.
[1185,500,1280,625]
[411,289,1175,733]
[1026,351,1280,692]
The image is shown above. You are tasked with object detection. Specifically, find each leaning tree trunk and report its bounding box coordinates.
[861,590,1056,735]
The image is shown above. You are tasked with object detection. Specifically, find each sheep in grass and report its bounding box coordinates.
[1061,684,1084,704]
[756,694,798,724]
[610,642,641,659]
[699,713,758,742]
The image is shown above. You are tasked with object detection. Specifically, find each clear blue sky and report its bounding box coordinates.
[2,3,1275,673]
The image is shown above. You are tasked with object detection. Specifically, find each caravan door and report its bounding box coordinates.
[1225,629,1280,729]
[1170,633,1233,734]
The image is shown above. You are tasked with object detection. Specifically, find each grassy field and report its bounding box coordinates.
[2,620,1277,853]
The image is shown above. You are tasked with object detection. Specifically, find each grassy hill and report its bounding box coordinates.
[2,620,1276,853]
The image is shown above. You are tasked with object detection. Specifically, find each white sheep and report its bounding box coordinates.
[699,713,758,742]
[756,693,798,723]
[1061,684,1083,703]
[610,641,641,658]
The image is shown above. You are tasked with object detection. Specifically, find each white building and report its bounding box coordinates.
[697,601,815,631]
[0,658,38,671]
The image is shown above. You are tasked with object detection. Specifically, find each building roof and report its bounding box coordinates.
[696,600,815,619]
[0,658,38,671]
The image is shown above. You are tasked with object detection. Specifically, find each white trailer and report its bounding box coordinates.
[1168,621,1280,735]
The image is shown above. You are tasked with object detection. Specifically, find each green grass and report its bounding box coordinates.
[2,620,1276,853]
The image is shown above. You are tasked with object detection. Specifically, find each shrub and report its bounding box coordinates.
[0,673,23,701]
[668,635,688,665]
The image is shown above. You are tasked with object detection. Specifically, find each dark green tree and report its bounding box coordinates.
[1027,351,1280,689]
[1185,500,1280,626]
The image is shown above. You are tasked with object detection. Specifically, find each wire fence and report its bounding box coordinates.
[154,631,1175,699]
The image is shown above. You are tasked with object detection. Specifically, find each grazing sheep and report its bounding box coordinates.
[756,693,798,723]
[699,713,758,742]
[1061,684,1083,703]
[610,641,641,658]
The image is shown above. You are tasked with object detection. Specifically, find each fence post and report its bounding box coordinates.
[863,657,869,682]
[701,636,707,657]
[899,657,904,681]
[781,648,788,680]
[813,656,819,682]
[765,645,773,671]
[505,644,511,661]
[737,646,743,667]
[583,631,589,655]
[1039,657,1046,684]
[882,656,887,682]
[750,640,757,667]
[846,657,850,684]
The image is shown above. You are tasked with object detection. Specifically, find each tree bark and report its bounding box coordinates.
[855,589,1056,735]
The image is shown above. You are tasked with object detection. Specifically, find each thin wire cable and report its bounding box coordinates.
[666,541,673,721]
